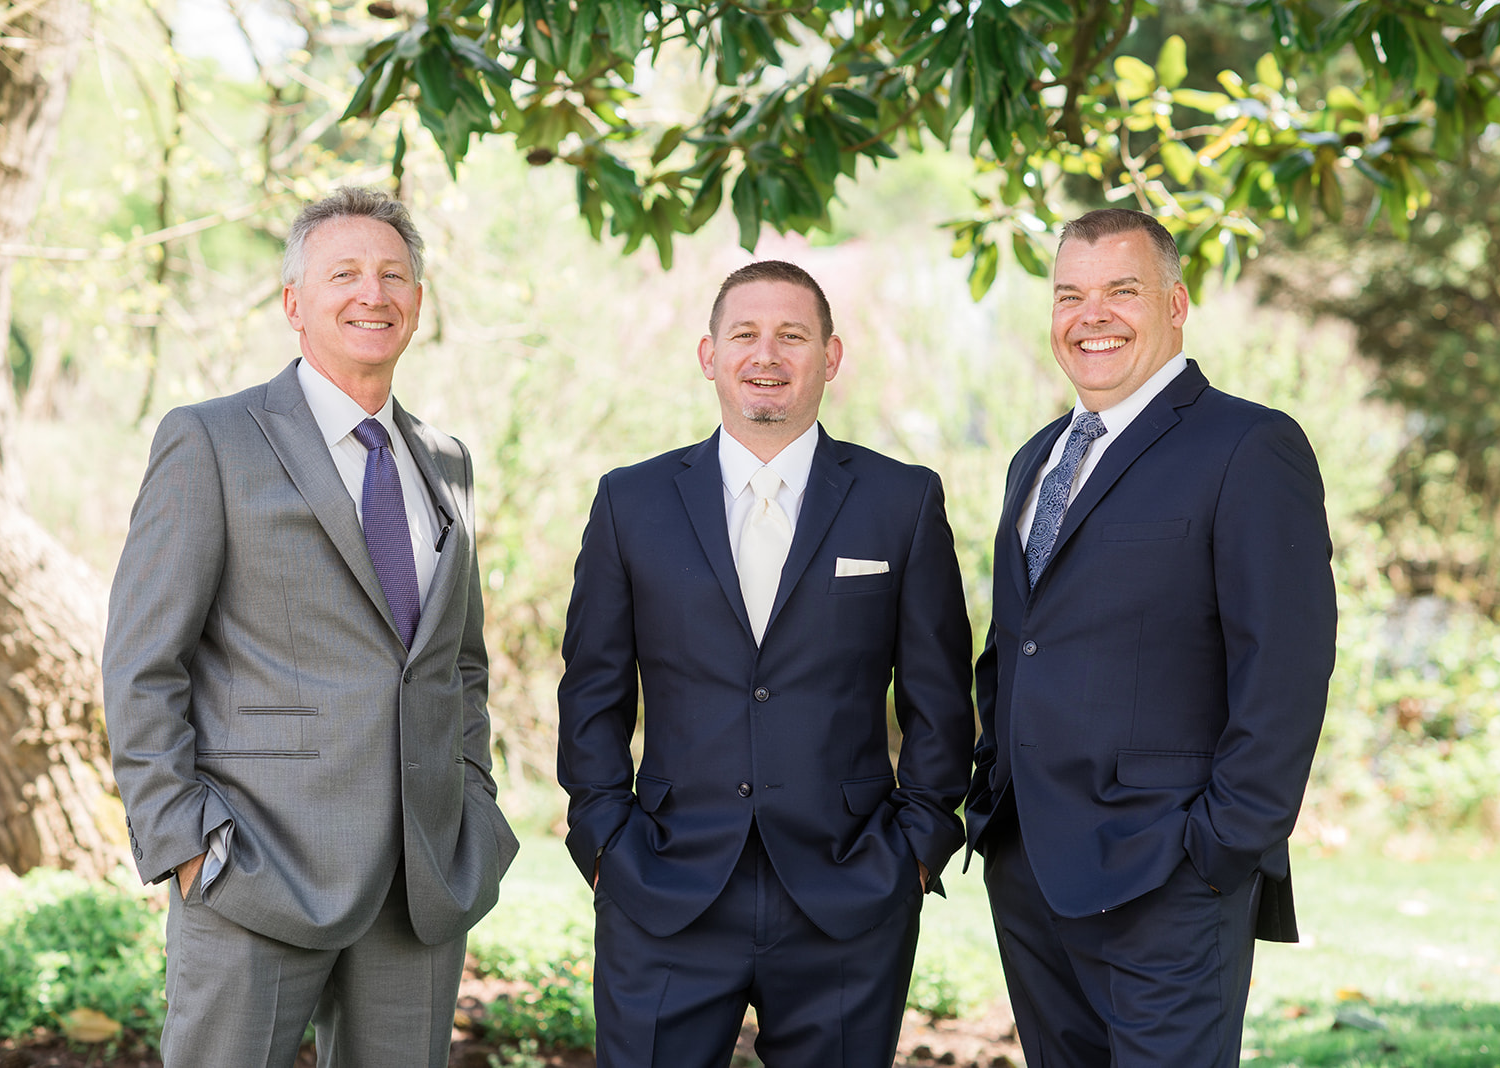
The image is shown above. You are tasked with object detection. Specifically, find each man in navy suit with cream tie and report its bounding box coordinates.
[557,260,974,1067]
[965,209,1338,1066]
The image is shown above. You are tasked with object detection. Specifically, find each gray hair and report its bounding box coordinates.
[1058,208,1183,288]
[281,187,425,286]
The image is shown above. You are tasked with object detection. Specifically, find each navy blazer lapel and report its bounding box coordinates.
[675,431,754,638]
[1004,414,1068,602]
[250,362,392,625]
[395,402,463,654]
[770,427,853,628]
[1046,362,1211,568]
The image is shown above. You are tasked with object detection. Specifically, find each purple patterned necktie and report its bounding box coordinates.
[1025,411,1108,588]
[352,418,421,648]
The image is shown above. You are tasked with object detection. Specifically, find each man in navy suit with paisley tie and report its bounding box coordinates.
[558,260,974,1067]
[966,209,1337,1067]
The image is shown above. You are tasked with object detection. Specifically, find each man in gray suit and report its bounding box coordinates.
[104,186,518,1067]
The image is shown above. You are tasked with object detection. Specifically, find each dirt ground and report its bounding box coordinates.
[2,983,1025,1068]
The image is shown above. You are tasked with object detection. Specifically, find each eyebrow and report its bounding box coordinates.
[1055,275,1145,293]
[329,257,410,271]
[725,318,814,334]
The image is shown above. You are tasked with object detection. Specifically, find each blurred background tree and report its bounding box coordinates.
[1,0,1497,876]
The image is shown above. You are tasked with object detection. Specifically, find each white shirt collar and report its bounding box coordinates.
[1074,352,1188,433]
[296,357,396,446]
[718,422,820,499]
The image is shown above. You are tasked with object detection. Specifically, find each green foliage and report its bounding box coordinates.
[470,952,595,1050]
[905,965,963,1020]
[337,0,1500,297]
[488,1036,550,1068]
[1246,1000,1500,1066]
[0,870,166,1047]
[1255,137,1500,618]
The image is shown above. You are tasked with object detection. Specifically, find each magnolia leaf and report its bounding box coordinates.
[1157,35,1187,90]
[1255,52,1283,92]
[1114,55,1157,100]
[1159,140,1198,185]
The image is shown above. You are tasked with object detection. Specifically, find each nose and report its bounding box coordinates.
[1079,290,1110,322]
[355,272,388,305]
[750,335,779,365]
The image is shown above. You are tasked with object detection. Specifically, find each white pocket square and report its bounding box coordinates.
[835,557,890,577]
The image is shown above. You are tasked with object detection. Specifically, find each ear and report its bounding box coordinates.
[283,284,302,331]
[823,334,844,382]
[1169,282,1189,328]
[697,334,716,380]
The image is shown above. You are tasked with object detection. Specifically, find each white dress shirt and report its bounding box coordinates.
[718,423,820,565]
[1017,354,1189,547]
[297,358,442,605]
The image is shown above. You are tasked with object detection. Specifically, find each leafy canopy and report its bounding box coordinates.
[341,0,1500,294]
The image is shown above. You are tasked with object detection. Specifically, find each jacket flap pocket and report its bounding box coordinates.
[841,774,895,815]
[1116,750,1213,788]
[635,773,671,812]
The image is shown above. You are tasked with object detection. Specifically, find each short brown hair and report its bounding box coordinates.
[1058,209,1182,288]
[708,260,834,343]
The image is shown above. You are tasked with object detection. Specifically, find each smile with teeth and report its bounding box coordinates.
[1078,337,1126,352]
[348,320,392,330]
[746,378,786,387]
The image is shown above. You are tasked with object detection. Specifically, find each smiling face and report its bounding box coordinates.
[697,279,843,460]
[1050,229,1188,411]
[283,215,422,408]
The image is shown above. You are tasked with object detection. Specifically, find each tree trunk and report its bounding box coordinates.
[0,0,124,878]
[0,505,121,878]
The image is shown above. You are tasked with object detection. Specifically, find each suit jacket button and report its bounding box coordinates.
[753,686,770,702]
[737,782,752,797]
[403,669,414,683]
[1022,640,1038,656]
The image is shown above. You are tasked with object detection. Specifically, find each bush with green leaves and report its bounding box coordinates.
[470,951,595,1051]
[0,869,166,1046]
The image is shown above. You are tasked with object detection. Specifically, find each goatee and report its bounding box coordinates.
[742,404,788,424]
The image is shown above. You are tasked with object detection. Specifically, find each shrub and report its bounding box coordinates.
[0,869,166,1046]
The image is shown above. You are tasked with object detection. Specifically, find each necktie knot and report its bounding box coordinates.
[353,417,391,452]
[1074,411,1107,443]
[750,466,782,503]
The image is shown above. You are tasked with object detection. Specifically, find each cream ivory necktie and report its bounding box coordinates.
[738,466,792,644]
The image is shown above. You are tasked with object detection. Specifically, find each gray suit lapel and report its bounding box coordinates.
[675,432,754,640]
[395,403,464,655]
[250,362,393,629]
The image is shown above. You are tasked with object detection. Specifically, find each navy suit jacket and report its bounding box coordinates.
[964,362,1336,941]
[558,427,974,941]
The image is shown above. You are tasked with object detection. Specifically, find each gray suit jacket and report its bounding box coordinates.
[104,359,517,950]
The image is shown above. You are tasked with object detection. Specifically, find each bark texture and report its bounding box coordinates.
[1,0,123,877]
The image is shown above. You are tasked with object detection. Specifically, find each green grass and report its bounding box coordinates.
[1243,846,1500,1066]
[5,834,1499,1066]
[469,831,1500,1065]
